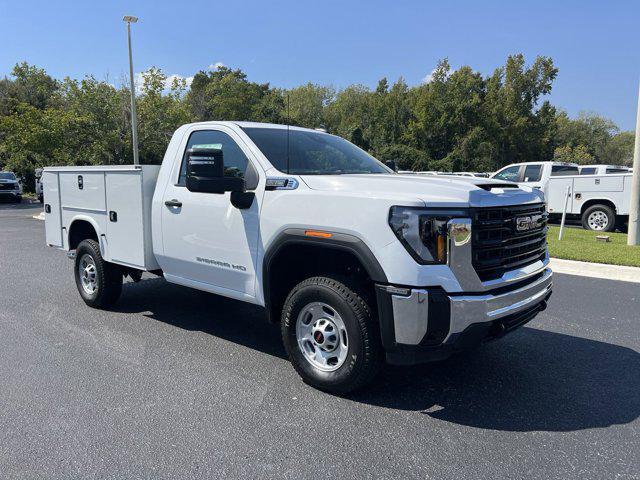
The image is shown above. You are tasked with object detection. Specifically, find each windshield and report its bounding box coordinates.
[0,172,16,180]
[242,127,389,175]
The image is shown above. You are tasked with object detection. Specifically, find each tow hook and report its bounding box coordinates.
[66,251,76,260]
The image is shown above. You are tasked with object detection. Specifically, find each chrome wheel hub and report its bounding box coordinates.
[588,211,609,230]
[78,254,98,295]
[296,302,348,372]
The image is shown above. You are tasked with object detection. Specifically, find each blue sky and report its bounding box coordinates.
[1,0,639,130]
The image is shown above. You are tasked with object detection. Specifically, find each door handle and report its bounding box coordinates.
[165,199,182,208]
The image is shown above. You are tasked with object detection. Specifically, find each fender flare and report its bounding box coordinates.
[67,215,102,250]
[262,228,388,320]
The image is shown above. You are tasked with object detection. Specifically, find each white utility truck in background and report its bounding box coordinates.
[492,161,633,231]
[44,122,553,393]
[578,164,631,175]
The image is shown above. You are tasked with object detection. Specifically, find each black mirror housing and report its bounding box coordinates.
[185,147,246,194]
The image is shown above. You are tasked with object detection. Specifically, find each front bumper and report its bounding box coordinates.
[0,190,21,197]
[376,268,553,365]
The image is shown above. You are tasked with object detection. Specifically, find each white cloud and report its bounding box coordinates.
[165,74,194,89]
[134,72,193,93]
[208,61,225,70]
[134,72,145,94]
[422,68,437,84]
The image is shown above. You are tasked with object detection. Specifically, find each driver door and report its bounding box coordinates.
[159,126,263,300]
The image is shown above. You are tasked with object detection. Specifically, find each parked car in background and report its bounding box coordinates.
[579,165,631,175]
[0,171,23,202]
[492,161,632,231]
[35,168,44,203]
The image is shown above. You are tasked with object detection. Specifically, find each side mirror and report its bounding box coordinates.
[185,147,245,194]
[385,160,397,172]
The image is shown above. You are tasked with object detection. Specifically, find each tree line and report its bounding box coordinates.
[0,55,634,190]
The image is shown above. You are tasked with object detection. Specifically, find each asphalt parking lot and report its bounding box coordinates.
[1,202,639,479]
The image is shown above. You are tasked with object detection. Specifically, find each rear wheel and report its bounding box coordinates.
[582,204,616,232]
[74,239,122,308]
[281,276,381,394]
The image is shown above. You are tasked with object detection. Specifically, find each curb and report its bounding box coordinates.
[550,258,640,284]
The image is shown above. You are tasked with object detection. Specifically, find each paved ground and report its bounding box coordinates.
[1,202,639,479]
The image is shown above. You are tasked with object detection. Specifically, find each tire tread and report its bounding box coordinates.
[281,276,381,393]
[75,239,122,308]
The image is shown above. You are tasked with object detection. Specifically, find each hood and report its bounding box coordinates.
[300,173,544,208]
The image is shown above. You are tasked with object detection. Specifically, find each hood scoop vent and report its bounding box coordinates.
[475,183,519,191]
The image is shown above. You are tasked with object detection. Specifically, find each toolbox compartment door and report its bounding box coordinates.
[43,171,63,247]
[105,171,146,269]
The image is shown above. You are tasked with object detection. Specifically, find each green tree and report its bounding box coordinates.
[555,111,620,162]
[186,66,273,122]
[375,144,430,171]
[137,67,192,164]
[57,76,129,165]
[0,62,59,114]
[601,131,635,166]
[325,84,375,149]
[553,145,595,164]
[285,83,334,128]
[483,54,558,167]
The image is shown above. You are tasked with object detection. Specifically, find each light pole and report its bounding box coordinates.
[628,81,640,245]
[123,15,140,165]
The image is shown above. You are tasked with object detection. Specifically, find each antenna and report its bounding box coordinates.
[286,94,291,175]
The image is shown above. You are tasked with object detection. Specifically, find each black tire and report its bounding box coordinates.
[74,239,122,308]
[15,195,22,203]
[281,276,381,394]
[582,204,616,232]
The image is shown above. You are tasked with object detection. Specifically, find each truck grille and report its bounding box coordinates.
[471,203,548,282]
[0,183,16,190]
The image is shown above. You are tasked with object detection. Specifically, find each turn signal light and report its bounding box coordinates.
[305,230,333,239]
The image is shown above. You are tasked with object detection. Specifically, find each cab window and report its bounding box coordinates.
[522,164,542,182]
[551,165,579,176]
[580,167,596,175]
[177,130,249,186]
[493,165,521,182]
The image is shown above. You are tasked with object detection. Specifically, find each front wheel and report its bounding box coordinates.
[74,239,123,308]
[281,276,381,394]
[582,204,616,232]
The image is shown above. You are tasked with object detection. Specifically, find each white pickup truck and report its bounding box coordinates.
[43,122,553,393]
[492,161,633,231]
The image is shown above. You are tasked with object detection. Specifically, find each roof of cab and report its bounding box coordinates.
[181,120,326,134]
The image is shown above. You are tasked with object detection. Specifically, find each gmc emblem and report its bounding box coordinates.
[516,214,542,232]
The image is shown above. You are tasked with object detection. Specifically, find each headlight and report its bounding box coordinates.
[388,206,468,264]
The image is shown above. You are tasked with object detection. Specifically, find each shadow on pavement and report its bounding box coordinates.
[349,328,640,432]
[116,277,639,433]
[0,198,41,209]
[116,277,286,360]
